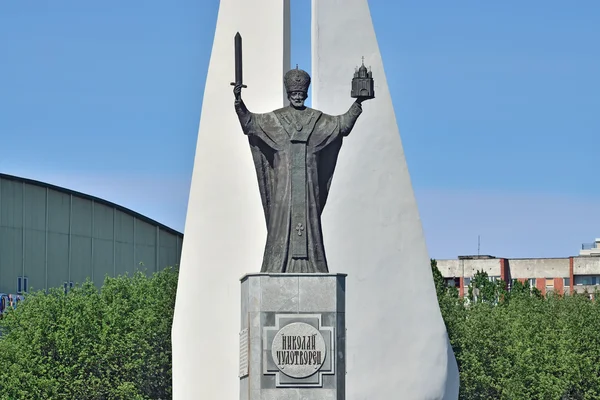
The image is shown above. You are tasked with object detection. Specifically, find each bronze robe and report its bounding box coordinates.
[235,100,362,273]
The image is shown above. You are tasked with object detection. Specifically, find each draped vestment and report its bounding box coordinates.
[235,101,362,273]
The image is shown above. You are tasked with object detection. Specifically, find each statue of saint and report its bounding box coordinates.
[234,67,371,273]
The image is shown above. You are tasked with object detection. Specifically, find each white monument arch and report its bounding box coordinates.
[172,0,459,399]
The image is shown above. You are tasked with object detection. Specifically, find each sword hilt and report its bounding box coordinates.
[230,82,248,88]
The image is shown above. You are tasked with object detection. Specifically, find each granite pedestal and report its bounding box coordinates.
[240,273,346,400]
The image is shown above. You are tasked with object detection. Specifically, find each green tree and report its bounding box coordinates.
[431,258,446,298]
[467,270,507,304]
[0,268,178,400]
[431,259,600,399]
[509,278,530,296]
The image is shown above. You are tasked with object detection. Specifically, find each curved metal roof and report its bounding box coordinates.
[0,173,183,237]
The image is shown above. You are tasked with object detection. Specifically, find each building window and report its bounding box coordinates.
[464,277,471,286]
[17,276,28,294]
[528,278,536,288]
[545,278,555,294]
[574,275,600,286]
[564,278,571,287]
[488,276,500,283]
[445,278,460,288]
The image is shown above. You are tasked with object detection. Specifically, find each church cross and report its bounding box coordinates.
[295,223,305,236]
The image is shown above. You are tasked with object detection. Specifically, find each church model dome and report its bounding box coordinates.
[351,57,375,99]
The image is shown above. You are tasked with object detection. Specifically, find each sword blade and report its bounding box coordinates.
[231,32,247,88]
[235,33,242,84]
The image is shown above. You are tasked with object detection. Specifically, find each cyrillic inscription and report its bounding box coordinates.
[271,322,326,378]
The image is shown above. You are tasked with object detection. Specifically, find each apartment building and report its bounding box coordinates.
[436,238,600,297]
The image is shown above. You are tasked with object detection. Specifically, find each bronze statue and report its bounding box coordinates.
[232,33,373,273]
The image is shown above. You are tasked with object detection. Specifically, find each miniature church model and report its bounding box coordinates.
[351,57,375,99]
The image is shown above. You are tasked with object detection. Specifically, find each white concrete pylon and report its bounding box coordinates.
[312,1,460,399]
[171,1,290,399]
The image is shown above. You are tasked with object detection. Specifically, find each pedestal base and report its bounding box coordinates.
[240,273,346,400]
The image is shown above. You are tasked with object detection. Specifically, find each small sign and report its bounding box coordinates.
[239,328,249,378]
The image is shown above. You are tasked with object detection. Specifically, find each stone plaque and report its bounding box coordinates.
[271,322,327,379]
[239,328,249,378]
[263,313,335,388]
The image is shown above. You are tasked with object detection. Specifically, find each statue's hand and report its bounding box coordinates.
[233,84,243,102]
[355,96,373,105]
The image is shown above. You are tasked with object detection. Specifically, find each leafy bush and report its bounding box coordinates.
[0,268,177,400]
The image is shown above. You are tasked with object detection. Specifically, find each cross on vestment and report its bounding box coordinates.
[295,223,304,236]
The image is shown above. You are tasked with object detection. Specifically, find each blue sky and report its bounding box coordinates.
[1,1,599,259]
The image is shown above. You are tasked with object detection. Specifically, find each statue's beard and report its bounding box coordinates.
[289,98,306,109]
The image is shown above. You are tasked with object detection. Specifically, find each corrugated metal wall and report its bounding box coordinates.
[0,175,183,294]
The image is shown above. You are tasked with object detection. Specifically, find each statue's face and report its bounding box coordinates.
[288,91,307,109]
